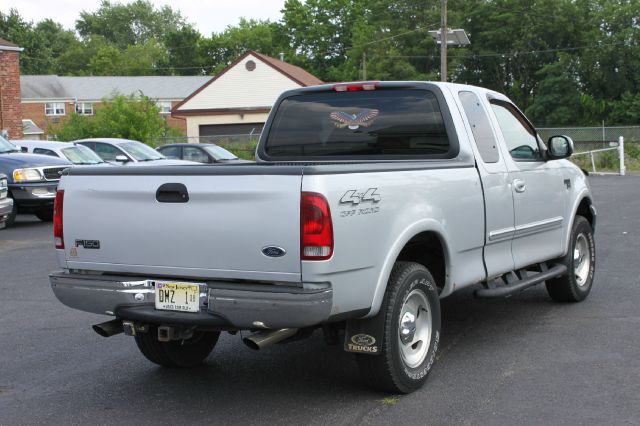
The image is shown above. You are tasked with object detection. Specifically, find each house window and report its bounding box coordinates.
[157,101,172,114]
[75,102,93,115]
[45,102,66,116]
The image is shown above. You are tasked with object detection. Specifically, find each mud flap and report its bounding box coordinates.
[344,312,386,355]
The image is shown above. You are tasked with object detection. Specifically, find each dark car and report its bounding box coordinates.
[0,173,12,229]
[157,143,252,164]
[0,135,71,227]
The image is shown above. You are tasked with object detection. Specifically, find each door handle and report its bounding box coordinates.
[156,183,189,203]
[513,179,526,193]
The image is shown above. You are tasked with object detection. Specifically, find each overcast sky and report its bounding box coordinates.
[3,0,287,35]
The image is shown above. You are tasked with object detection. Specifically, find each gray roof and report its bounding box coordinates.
[22,120,44,135]
[20,75,211,101]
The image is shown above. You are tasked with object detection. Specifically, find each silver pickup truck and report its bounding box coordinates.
[50,82,596,393]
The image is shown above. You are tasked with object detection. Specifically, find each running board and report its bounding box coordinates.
[475,264,567,298]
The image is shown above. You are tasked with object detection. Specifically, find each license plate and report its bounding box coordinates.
[154,281,201,313]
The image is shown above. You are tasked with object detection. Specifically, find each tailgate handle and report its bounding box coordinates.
[156,183,189,203]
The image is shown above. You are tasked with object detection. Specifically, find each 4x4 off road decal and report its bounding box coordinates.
[339,188,381,218]
[340,188,381,205]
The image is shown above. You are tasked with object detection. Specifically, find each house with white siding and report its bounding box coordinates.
[172,51,323,139]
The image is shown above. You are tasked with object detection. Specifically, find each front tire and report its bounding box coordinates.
[546,216,595,302]
[357,262,441,394]
[134,326,220,367]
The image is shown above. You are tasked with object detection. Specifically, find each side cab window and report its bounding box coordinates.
[33,148,58,157]
[183,146,209,163]
[489,99,543,161]
[94,143,124,161]
[159,146,182,160]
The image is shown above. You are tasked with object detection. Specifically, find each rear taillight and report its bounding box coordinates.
[301,192,333,260]
[54,190,64,249]
[333,82,378,92]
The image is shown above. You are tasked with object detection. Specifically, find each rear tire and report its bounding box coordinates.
[546,216,595,302]
[35,209,53,222]
[357,261,441,394]
[134,326,220,367]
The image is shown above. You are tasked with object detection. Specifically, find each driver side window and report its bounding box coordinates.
[94,143,123,161]
[490,100,541,161]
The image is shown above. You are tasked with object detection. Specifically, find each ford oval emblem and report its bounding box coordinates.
[351,334,376,346]
[262,246,286,258]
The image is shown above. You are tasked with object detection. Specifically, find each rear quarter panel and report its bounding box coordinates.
[301,164,486,318]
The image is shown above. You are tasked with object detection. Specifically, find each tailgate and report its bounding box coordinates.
[61,172,302,282]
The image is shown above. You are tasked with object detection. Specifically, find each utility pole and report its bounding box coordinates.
[362,52,367,80]
[440,0,448,82]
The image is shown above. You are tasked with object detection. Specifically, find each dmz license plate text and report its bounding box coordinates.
[154,282,200,313]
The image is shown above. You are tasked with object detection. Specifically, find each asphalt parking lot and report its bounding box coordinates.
[1,175,639,425]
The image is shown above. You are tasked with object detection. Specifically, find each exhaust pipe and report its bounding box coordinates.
[92,319,124,337]
[243,328,298,350]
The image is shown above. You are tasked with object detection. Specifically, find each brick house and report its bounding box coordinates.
[172,51,322,139]
[0,38,23,139]
[20,75,209,139]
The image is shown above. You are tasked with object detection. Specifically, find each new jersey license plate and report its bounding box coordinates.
[154,281,201,313]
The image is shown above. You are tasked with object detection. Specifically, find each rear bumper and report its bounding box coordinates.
[49,271,333,329]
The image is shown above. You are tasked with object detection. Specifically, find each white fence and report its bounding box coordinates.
[571,136,626,176]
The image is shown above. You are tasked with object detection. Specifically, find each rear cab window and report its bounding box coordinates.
[261,87,458,161]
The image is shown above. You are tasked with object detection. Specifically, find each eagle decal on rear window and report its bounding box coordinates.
[329,109,379,130]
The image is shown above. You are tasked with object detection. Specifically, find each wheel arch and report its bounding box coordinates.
[365,220,451,318]
[564,193,595,255]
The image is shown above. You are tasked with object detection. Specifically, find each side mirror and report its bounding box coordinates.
[115,155,129,163]
[547,135,574,160]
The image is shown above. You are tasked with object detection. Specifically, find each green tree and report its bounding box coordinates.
[34,19,82,74]
[76,0,186,49]
[201,19,289,74]
[608,92,640,125]
[50,112,98,141]
[51,94,174,145]
[525,57,586,126]
[87,43,123,75]
[281,0,369,81]
[56,36,111,76]
[454,0,587,110]
[165,26,204,75]
[0,9,53,74]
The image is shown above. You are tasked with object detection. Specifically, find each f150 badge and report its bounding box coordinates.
[75,239,101,249]
[339,188,381,218]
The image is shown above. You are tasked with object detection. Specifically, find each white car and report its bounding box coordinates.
[75,138,196,165]
[14,140,108,165]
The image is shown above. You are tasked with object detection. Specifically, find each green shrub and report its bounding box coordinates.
[49,93,182,146]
